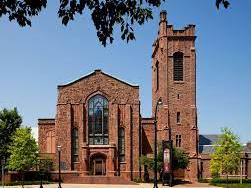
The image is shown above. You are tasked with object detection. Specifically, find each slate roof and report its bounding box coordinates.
[199,135,251,154]
[199,134,221,154]
[199,145,215,154]
[199,134,221,145]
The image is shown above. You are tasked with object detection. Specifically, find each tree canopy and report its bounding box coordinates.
[140,145,189,178]
[0,0,230,46]
[210,127,242,178]
[0,107,22,160]
[7,127,38,187]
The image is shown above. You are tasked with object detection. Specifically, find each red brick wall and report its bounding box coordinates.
[200,155,212,179]
[141,118,154,157]
[38,119,55,154]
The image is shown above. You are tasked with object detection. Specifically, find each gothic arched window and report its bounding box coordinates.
[173,52,184,81]
[88,94,109,145]
[72,127,79,162]
[119,127,125,162]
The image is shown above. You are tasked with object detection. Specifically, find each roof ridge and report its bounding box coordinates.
[57,70,139,88]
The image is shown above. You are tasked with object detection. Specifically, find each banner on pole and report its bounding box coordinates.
[162,141,171,173]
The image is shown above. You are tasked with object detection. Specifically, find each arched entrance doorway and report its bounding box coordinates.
[90,153,106,175]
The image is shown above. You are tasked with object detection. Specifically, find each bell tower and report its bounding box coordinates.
[151,10,199,180]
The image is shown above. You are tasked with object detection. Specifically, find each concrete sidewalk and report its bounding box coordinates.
[5,183,218,188]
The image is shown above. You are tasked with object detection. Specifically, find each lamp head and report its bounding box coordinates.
[57,145,62,152]
[157,98,163,106]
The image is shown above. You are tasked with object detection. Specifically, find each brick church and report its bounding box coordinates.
[38,11,251,182]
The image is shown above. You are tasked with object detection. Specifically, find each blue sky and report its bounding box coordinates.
[0,0,250,143]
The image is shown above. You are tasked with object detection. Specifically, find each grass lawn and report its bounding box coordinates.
[212,183,251,188]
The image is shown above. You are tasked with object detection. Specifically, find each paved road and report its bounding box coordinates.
[5,183,218,188]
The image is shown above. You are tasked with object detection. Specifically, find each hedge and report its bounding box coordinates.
[0,181,54,186]
[211,179,251,184]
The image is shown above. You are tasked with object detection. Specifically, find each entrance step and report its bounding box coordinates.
[63,176,136,185]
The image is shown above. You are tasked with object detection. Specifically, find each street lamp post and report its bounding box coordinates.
[1,156,5,188]
[153,98,163,188]
[39,169,44,188]
[57,145,62,188]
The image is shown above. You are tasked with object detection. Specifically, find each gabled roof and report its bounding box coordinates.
[199,135,251,154]
[199,134,222,145]
[199,134,221,154]
[199,145,215,154]
[57,69,139,89]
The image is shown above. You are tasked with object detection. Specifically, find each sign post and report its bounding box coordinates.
[162,140,173,187]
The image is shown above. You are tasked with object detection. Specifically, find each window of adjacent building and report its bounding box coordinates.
[177,111,181,124]
[72,127,79,162]
[173,52,184,81]
[156,61,159,90]
[46,130,55,153]
[176,135,181,147]
[88,94,109,145]
[119,127,125,162]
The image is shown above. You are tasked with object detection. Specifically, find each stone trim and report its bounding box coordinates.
[58,70,139,89]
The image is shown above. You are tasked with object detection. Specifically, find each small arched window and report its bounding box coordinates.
[72,127,79,162]
[177,111,181,124]
[88,94,109,145]
[173,52,184,81]
[119,127,125,162]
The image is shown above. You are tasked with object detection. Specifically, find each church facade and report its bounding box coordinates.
[39,69,141,180]
[38,10,198,181]
[38,11,251,182]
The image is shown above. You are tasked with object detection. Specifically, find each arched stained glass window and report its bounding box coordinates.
[173,52,184,81]
[119,127,125,162]
[88,94,109,145]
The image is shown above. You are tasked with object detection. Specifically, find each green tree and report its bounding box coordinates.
[0,107,22,160]
[0,0,230,46]
[210,127,242,181]
[140,144,189,181]
[7,127,38,188]
[172,147,190,170]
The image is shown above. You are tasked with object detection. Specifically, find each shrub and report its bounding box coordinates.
[198,178,210,183]
[211,178,251,184]
[133,178,143,183]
